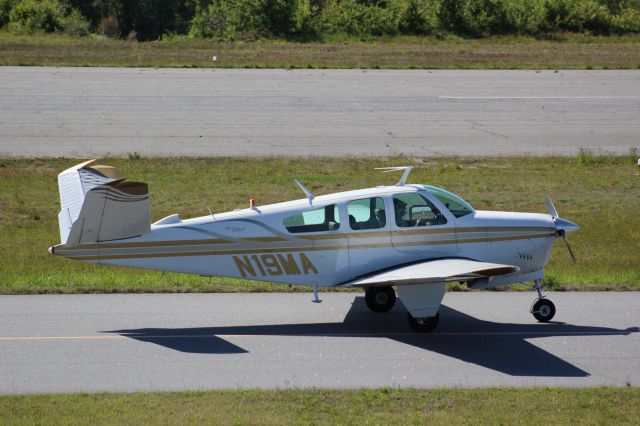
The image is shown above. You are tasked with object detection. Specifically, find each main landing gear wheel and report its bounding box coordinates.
[365,286,396,312]
[407,312,440,333]
[531,298,556,322]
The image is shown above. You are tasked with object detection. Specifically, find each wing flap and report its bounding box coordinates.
[346,258,519,287]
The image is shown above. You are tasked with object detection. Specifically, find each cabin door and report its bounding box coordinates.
[345,196,395,280]
[390,192,457,260]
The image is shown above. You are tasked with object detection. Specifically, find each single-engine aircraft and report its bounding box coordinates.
[49,161,579,332]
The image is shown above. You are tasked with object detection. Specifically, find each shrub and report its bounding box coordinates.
[8,0,66,33]
[610,6,640,32]
[262,0,313,36]
[4,0,90,35]
[189,0,313,39]
[398,0,441,35]
[189,0,265,39]
[317,0,363,35]
[563,0,612,33]
[318,0,403,36]
[0,0,18,27]
[438,0,473,35]
[501,0,548,34]
[543,0,617,34]
[437,0,633,36]
[46,0,640,40]
[63,8,90,36]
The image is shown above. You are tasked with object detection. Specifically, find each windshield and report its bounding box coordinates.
[422,185,474,218]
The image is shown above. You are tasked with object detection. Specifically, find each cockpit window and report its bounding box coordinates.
[283,204,340,233]
[393,193,447,227]
[423,185,474,218]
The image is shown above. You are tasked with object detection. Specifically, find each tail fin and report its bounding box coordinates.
[57,160,151,245]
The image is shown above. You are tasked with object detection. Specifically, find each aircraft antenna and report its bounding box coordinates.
[294,179,315,205]
[375,166,414,186]
[206,205,215,222]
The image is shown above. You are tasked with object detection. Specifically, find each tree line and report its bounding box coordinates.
[1,0,639,41]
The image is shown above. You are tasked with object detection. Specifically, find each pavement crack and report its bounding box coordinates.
[382,128,397,138]
[469,120,510,140]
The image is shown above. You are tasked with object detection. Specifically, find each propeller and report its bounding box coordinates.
[545,195,579,263]
[561,234,576,264]
[544,195,558,219]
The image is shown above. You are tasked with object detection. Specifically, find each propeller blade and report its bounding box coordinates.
[545,195,558,218]
[547,195,577,263]
[562,234,576,263]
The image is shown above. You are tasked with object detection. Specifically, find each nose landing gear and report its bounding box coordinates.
[531,279,556,322]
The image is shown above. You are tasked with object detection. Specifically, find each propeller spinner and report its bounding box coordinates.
[545,195,579,263]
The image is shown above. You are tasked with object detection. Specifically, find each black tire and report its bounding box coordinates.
[531,298,556,322]
[407,312,440,333]
[364,286,396,312]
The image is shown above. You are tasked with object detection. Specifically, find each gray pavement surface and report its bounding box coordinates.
[0,292,638,394]
[1,67,639,157]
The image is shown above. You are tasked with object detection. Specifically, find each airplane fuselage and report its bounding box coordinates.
[52,184,557,288]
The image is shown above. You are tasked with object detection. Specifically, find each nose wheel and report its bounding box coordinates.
[531,279,556,322]
[364,286,396,312]
[531,298,556,322]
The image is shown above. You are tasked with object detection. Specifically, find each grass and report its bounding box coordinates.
[1,388,639,424]
[1,32,640,69]
[0,154,638,294]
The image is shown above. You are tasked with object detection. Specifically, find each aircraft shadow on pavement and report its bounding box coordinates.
[105,297,638,378]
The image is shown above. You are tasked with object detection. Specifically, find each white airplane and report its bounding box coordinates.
[49,161,579,332]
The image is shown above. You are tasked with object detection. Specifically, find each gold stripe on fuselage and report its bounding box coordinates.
[55,226,554,252]
[281,226,554,241]
[56,238,232,252]
[61,229,556,261]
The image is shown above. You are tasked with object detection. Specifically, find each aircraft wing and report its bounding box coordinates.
[345,258,519,287]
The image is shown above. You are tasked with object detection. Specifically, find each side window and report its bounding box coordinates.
[347,197,386,230]
[393,193,447,227]
[283,204,340,233]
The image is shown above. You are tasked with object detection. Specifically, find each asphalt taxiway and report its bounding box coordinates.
[0,292,638,394]
[0,68,638,157]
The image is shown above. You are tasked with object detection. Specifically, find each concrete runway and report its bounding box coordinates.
[1,67,639,157]
[1,292,638,394]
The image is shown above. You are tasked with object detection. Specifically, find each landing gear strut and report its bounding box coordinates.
[531,279,556,322]
[364,286,396,312]
[407,312,440,333]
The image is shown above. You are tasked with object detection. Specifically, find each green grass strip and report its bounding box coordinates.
[0,154,638,294]
[1,32,640,69]
[1,388,639,425]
